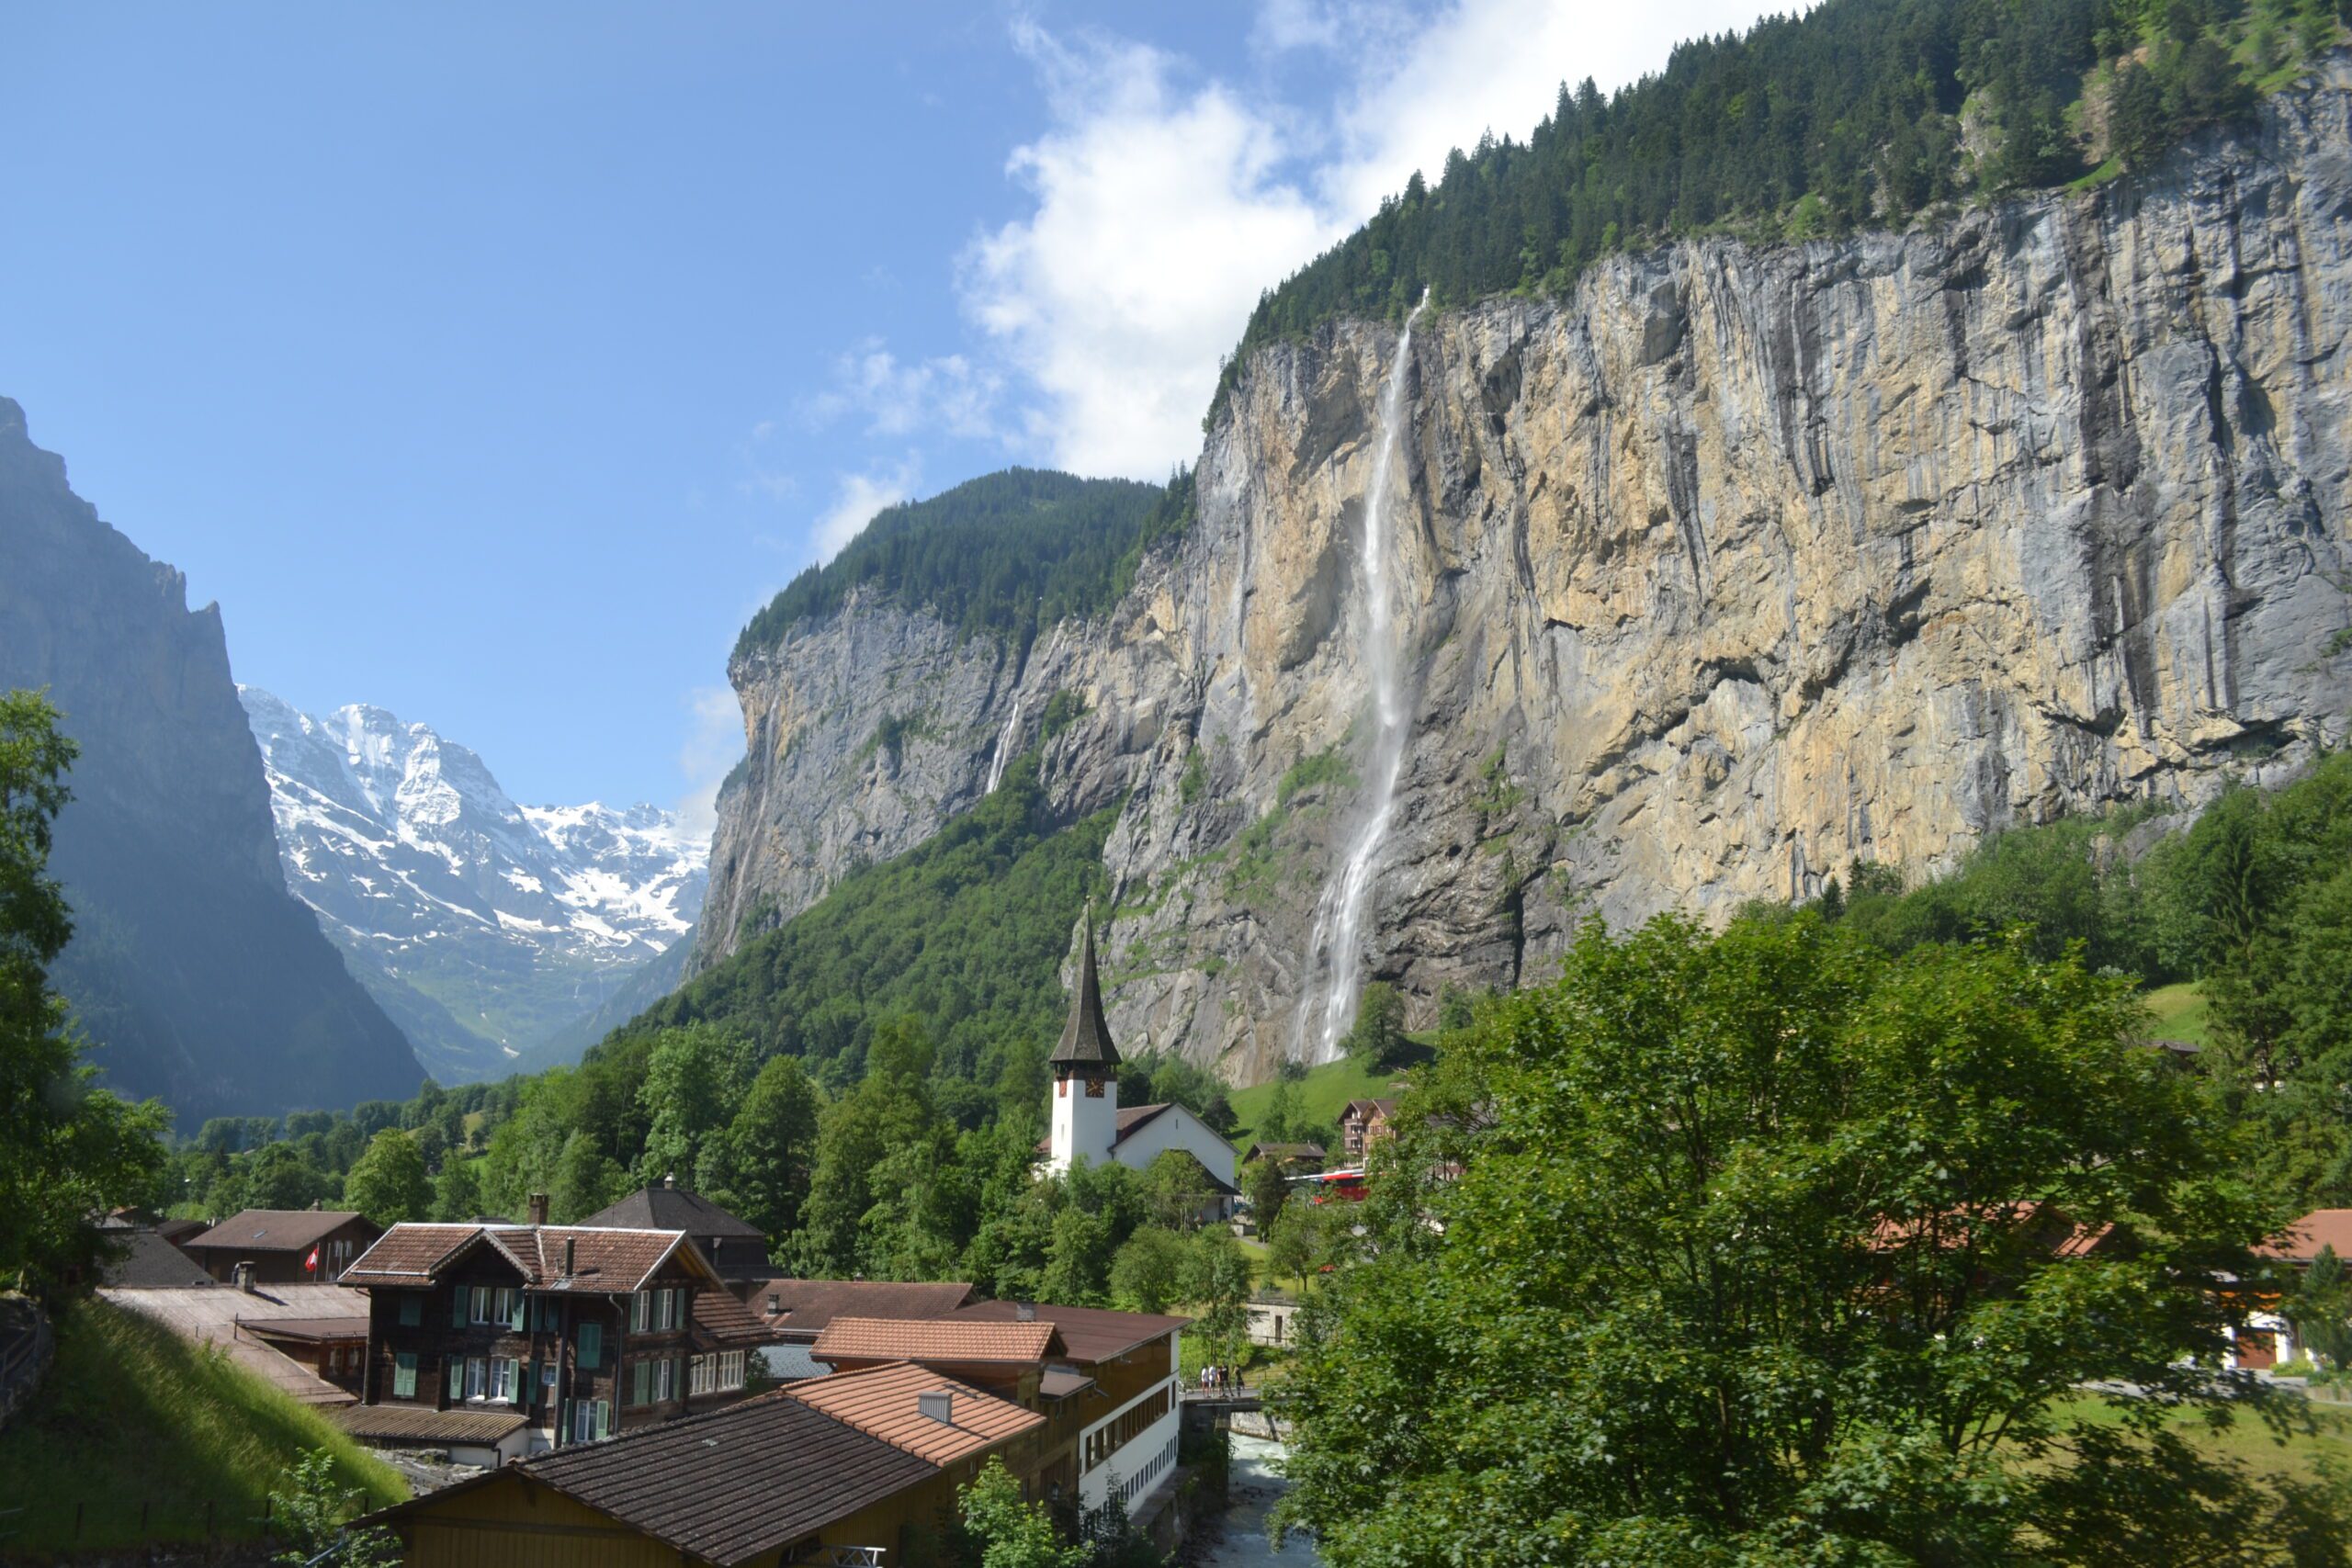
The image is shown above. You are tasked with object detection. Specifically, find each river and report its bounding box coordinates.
[1200,1433,1322,1566]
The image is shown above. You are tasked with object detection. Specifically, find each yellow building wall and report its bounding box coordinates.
[393,1475,685,1568]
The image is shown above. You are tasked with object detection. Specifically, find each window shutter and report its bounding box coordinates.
[579,1322,601,1369]
[399,1294,421,1327]
[509,1291,526,1331]
[453,1285,467,1327]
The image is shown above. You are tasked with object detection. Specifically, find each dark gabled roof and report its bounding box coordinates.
[333,1404,528,1445]
[580,1183,765,1241]
[100,1230,217,1290]
[949,1300,1189,1365]
[367,1390,937,1566]
[1241,1142,1328,1164]
[735,1278,978,1338]
[186,1210,377,1255]
[1051,919,1121,1070]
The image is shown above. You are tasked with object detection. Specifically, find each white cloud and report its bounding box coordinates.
[813,458,921,562]
[962,25,1345,479]
[675,685,742,840]
[806,341,1003,441]
[965,0,1779,479]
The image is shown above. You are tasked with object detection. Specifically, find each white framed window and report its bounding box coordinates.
[659,1288,679,1331]
[718,1351,744,1391]
[464,1357,486,1401]
[655,1356,674,1403]
[491,1357,517,1403]
[689,1355,711,1397]
[629,1291,649,1333]
[469,1285,491,1325]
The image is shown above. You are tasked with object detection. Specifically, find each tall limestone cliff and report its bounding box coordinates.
[0,399,424,1120]
[700,65,2352,1086]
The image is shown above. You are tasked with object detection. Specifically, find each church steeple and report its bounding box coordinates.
[1051,909,1120,1072]
[1047,908,1120,1174]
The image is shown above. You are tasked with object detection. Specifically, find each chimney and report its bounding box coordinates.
[311,1199,322,1211]
[919,1390,955,1426]
[527,1192,549,1227]
[1015,1302,1035,1324]
[562,1237,576,1276]
[766,1293,781,1316]
[662,1172,676,1190]
[232,1261,255,1293]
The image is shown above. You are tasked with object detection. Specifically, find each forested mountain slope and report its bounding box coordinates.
[0,399,423,1119]
[698,33,2352,1089]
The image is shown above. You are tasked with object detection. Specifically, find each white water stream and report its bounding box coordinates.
[1202,1434,1321,1566]
[1294,291,1428,1063]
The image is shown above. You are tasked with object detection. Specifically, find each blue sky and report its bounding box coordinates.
[0,1,1770,825]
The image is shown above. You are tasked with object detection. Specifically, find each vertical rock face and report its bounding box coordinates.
[701,67,2352,1087]
[0,399,424,1120]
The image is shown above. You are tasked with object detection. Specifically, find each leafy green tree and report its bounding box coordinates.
[794,1019,950,1276]
[1255,1076,1301,1145]
[1142,1149,1218,1231]
[1041,1201,1115,1306]
[1182,1229,1255,1372]
[549,1132,627,1224]
[1265,1200,1330,1296]
[239,1142,330,1212]
[1242,1156,1291,1235]
[342,1131,430,1225]
[1277,914,2332,1565]
[2290,1247,2352,1371]
[267,1448,398,1567]
[0,692,166,1294]
[704,1053,821,1244]
[1340,981,1408,1068]
[431,1156,486,1223]
[958,1455,1085,1568]
[635,1023,746,1188]
[1109,1225,1189,1314]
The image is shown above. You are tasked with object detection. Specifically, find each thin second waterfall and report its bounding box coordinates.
[1296,290,1427,1063]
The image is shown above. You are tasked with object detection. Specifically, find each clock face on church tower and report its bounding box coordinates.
[1085,1077,1105,1098]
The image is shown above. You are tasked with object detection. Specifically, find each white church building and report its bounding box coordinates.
[1046,919,1239,1202]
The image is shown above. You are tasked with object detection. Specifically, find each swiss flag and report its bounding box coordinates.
[304,1245,320,1273]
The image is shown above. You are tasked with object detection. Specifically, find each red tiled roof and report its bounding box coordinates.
[950,1300,1188,1365]
[734,1278,978,1337]
[813,1315,1059,1366]
[788,1361,1043,1464]
[186,1210,375,1255]
[2259,1209,2352,1264]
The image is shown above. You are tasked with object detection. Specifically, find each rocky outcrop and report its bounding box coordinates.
[0,400,424,1119]
[701,63,2352,1086]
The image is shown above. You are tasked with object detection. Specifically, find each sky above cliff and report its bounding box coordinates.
[0,1,1772,819]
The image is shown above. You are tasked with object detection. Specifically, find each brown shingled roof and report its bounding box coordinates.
[813,1315,1059,1366]
[332,1404,528,1445]
[367,1390,937,1565]
[338,1223,484,1286]
[342,1223,709,1293]
[735,1277,978,1338]
[692,1284,775,1348]
[788,1361,1044,1465]
[951,1300,1189,1365]
[1051,919,1120,1069]
[186,1210,374,1255]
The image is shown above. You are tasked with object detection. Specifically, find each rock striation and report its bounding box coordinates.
[0,399,424,1119]
[700,64,2352,1085]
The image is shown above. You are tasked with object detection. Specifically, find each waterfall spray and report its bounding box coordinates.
[1295,289,1428,1062]
[984,689,1024,794]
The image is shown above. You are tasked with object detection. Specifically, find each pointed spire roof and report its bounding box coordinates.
[1052,912,1120,1070]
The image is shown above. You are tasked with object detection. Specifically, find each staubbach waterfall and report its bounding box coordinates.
[1295,289,1427,1064]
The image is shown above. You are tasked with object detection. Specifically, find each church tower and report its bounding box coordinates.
[1047,913,1121,1175]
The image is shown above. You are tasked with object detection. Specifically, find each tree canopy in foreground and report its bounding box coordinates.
[1276,914,2348,1565]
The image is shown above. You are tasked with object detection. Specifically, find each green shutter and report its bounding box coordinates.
[578,1321,601,1369]
[509,1291,526,1331]
[399,1293,420,1327]
[453,1284,467,1327]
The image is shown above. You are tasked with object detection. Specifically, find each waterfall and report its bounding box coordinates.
[984,688,1024,793]
[1295,290,1428,1063]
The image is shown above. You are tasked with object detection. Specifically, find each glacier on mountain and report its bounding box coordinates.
[240,686,707,1082]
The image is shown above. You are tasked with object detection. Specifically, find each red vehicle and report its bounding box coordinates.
[1295,1167,1369,1203]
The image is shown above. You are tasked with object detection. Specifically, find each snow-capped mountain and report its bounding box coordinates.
[240,686,707,1082]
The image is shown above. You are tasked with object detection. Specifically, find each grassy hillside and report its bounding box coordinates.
[0,1297,403,1556]
[1228,1055,1413,1147]
[2146,981,2215,1047]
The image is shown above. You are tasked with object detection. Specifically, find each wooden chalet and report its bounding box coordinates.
[337,1194,770,1460]
[1337,1100,1398,1163]
[183,1207,383,1286]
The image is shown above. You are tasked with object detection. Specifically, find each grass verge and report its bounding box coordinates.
[0,1295,404,1556]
